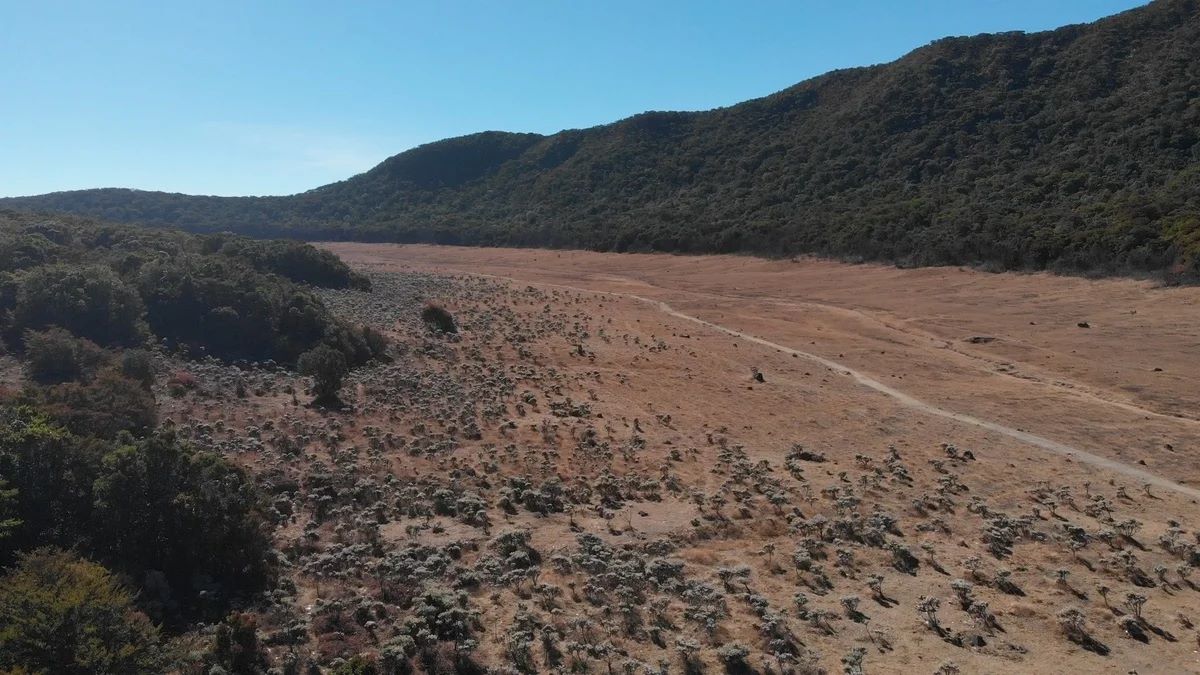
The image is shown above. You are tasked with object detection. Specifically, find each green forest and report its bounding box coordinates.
[2,0,1198,278]
[0,211,387,671]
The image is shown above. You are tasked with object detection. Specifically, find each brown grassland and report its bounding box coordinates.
[161,243,1200,673]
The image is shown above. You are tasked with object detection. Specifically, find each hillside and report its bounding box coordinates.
[3,0,1199,275]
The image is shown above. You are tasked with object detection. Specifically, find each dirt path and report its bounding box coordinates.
[325,242,1200,493]
[645,296,1200,499]
[635,284,1200,428]
[455,269,1200,500]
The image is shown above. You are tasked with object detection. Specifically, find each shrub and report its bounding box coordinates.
[298,344,350,405]
[207,613,269,674]
[0,549,163,674]
[11,264,147,347]
[168,369,197,394]
[716,642,751,671]
[421,302,457,334]
[23,327,107,384]
[0,476,18,542]
[33,370,157,439]
[119,349,155,388]
[330,655,381,675]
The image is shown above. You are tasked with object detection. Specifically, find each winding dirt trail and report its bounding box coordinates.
[325,242,1200,499]
[462,269,1200,500]
[639,294,1200,500]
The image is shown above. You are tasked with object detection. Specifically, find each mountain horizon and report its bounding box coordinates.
[3,0,1197,277]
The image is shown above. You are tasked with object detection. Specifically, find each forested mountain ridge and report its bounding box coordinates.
[4,0,1199,275]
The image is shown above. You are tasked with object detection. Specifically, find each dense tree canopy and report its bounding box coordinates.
[11,264,147,347]
[0,211,386,365]
[2,0,1197,277]
[0,407,274,625]
[0,549,165,674]
[0,213,391,671]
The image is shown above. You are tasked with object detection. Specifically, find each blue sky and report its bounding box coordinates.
[1,0,1146,198]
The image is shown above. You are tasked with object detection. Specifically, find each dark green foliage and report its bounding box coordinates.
[0,407,274,626]
[136,253,344,363]
[31,370,157,439]
[23,327,108,384]
[0,229,64,273]
[0,211,386,367]
[330,655,381,675]
[298,344,349,405]
[204,233,372,290]
[0,549,164,675]
[90,432,274,623]
[207,613,269,674]
[421,303,458,334]
[119,348,155,388]
[3,2,1198,277]
[0,407,102,557]
[0,476,18,542]
[11,264,147,347]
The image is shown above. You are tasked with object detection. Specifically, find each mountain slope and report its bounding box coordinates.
[4,0,1199,275]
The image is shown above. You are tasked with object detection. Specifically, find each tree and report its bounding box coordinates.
[208,613,269,674]
[0,549,163,674]
[23,327,107,384]
[298,344,349,405]
[1123,593,1147,619]
[11,264,147,347]
[0,475,18,542]
[119,349,155,389]
[32,370,157,439]
[0,407,100,558]
[91,432,274,624]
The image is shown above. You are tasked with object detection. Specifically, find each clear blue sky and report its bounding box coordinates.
[1,0,1146,198]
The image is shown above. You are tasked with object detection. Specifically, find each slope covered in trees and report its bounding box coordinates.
[0,211,391,655]
[0,210,383,365]
[3,0,1198,276]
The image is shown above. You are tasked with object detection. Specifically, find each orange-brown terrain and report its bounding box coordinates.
[164,244,1200,674]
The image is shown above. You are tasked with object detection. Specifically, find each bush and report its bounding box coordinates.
[33,370,157,439]
[331,655,381,675]
[0,549,163,674]
[119,349,155,388]
[421,303,457,334]
[11,264,147,347]
[207,613,269,674]
[23,327,107,384]
[0,476,18,542]
[298,344,350,405]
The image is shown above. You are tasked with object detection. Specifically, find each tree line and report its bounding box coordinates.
[0,211,388,672]
[1,0,1197,279]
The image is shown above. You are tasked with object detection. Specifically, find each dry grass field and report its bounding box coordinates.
[160,243,1200,673]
